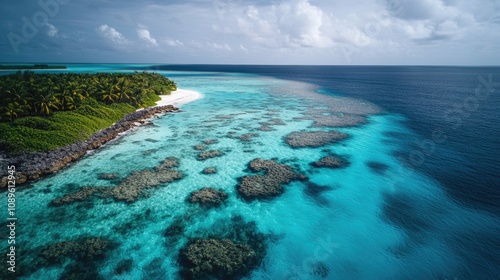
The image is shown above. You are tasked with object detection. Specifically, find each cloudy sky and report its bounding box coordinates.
[1,0,499,65]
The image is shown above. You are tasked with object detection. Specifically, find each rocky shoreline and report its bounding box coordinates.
[0,105,179,189]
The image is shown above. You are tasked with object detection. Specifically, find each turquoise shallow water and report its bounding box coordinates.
[1,66,499,279]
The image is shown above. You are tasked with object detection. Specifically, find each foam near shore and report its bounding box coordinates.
[155,88,203,107]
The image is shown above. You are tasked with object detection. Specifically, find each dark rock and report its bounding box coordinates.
[237,158,307,200]
[284,131,349,148]
[179,239,257,280]
[0,105,180,188]
[188,187,228,207]
[202,167,217,174]
[197,150,224,161]
[310,155,349,169]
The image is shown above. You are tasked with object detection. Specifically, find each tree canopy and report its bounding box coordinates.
[0,71,177,122]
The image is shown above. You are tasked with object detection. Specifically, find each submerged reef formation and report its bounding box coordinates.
[39,237,111,264]
[311,114,366,128]
[311,155,349,169]
[237,158,307,200]
[202,167,217,174]
[188,187,228,208]
[202,139,219,145]
[366,161,390,175]
[50,186,107,206]
[50,156,183,205]
[257,118,286,131]
[0,105,179,188]
[179,239,257,280]
[178,215,267,280]
[284,131,349,148]
[193,145,207,151]
[2,237,115,279]
[97,173,120,181]
[197,150,224,161]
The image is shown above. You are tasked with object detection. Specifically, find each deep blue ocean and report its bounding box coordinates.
[1,65,499,279]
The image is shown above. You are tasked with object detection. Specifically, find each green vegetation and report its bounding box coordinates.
[0,71,177,154]
[0,64,67,70]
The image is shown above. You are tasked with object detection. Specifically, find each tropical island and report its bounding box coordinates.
[0,71,178,187]
[0,64,67,70]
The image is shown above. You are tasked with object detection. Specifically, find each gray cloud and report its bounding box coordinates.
[0,0,498,64]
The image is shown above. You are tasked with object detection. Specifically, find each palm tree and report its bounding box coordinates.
[55,83,76,111]
[1,103,24,122]
[114,77,131,102]
[33,89,60,116]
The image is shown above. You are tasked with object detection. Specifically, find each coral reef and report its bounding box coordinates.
[202,167,217,174]
[97,173,120,180]
[197,150,224,161]
[237,158,307,200]
[188,187,228,207]
[114,258,133,275]
[284,131,349,148]
[179,239,257,280]
[311,114,366,128]
[193,145,207,151]
[50,156,183,205]
[310,155,349,169]
[50,186,106,206]
[39,237,111,264]
[202,139,218,145]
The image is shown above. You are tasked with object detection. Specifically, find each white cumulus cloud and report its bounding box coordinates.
[137,27,158,47]
[207,42,232,51]
[164,38,183,47]
[237,0,334,48]
[97,24,128,45]
[46,23,58,37]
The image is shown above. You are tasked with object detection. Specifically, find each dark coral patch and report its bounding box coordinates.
[187,187,228,208]
[311,114,366,128]
[237,158,308,200]
[197,150,224,161]
[366,161,389,175]
[50,156,183,205]
[97,173,120,180]
[202,167,217,174]
[311,155,349,169]
[179,239,258,280]
[284,131,349,148]
[114,259,133,275]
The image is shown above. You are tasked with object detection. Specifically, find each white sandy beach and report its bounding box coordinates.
[154,88,203,107]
